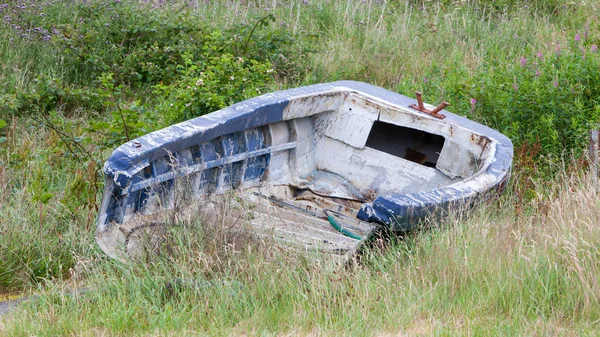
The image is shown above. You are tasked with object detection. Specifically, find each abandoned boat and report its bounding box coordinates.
[96,81,513,261]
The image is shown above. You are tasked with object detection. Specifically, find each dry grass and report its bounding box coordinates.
[0,167,599,335]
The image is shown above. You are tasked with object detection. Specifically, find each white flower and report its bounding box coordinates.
[196,79,204,86]
[229,76,235,80]
[266,69,274,73]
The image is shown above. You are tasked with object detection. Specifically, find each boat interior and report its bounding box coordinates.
[101,91,496,260]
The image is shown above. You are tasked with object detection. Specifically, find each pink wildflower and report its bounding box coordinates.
[591,45,598,53]
[520,57,527,67]
[575,34,581,42]
[536,51,543,59]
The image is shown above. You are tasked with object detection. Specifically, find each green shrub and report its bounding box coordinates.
[469,36,600,159]
[55,4,289,89]
[153,52,276,125]
[0,1,301,119]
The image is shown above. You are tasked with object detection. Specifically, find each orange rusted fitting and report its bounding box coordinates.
[408,91,448,119]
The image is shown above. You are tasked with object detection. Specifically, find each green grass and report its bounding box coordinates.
[1,0,600,335]
[1,166,599,335]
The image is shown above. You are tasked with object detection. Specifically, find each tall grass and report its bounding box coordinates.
[0,118,98,291]
[1,165,599,335]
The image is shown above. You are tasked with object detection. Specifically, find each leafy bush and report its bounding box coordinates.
[153,52,275,125]
[0,75,103,117]
[469,36,600,159]
[1,0,303,151]
[55,4,288,88]
[0,1,299,115]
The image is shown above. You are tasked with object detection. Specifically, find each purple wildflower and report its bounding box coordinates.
[591,45,598,53]
[470,98,477,106]
[535,70,541,77]
[520,57,527,67]
[553,81,558,88]
[423,76,428,84]
[575,34,581,42]
[512,84,519,91]
[537,51,543,59]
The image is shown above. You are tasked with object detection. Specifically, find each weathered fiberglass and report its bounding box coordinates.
[96,81,513,260]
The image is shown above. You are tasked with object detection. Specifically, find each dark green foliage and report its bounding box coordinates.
[153,52,275,125]
[0,0,300,148]
[471,42,600,158]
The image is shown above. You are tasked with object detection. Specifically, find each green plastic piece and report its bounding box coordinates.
[326,213,363,241]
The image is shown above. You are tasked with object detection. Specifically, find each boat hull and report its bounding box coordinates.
[96,81,513,260]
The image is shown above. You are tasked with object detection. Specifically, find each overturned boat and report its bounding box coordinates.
[96,81,513,261]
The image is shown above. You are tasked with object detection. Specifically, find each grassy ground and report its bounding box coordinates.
[1,0,600,335]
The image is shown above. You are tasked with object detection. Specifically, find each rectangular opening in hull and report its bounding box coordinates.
[365,121,445,167]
